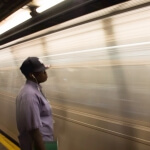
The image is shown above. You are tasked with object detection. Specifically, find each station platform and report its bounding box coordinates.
[0,134,19,150]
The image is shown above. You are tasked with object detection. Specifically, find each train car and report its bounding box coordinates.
[0,0,150,150]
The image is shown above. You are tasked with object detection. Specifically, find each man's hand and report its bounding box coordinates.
[30,128,46,150]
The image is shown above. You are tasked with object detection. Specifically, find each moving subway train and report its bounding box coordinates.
[0,0,150,150]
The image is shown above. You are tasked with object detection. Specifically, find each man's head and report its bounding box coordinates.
[20,57,49,83]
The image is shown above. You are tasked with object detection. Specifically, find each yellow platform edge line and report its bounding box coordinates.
[0,134,20,150]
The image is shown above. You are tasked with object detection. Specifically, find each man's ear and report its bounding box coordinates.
[28,73,33,78]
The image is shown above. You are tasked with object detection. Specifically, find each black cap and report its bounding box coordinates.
[20,57,49,75]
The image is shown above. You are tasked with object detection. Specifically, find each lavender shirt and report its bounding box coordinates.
[16,80,53,150]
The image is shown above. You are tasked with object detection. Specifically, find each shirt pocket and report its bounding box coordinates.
[40,100,51,116]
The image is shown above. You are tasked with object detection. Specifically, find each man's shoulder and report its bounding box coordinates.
[18,84,40,100]
[21,83,36,94]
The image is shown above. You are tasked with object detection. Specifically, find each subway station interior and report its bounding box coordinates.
[0,0,150,150]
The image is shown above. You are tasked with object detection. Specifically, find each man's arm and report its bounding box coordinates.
[30,128,46,150]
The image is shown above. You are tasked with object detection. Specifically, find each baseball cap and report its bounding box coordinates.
[20,57,49,75]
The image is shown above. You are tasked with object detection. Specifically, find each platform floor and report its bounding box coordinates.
[0,134,20,150]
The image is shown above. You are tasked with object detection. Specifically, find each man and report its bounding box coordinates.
[16,57,53,150]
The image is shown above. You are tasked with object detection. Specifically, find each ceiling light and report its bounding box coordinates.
[36,0,65,13]
[0,9,31,35]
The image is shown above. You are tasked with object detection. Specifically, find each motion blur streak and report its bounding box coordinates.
[40,41,150,57]
[0,1,150,150]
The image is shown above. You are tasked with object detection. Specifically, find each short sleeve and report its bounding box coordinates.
[21,95,43,131]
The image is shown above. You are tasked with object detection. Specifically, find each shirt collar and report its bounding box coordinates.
[26,80,41,90]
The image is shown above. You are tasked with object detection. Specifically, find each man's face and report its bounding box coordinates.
[33,70,48,83]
